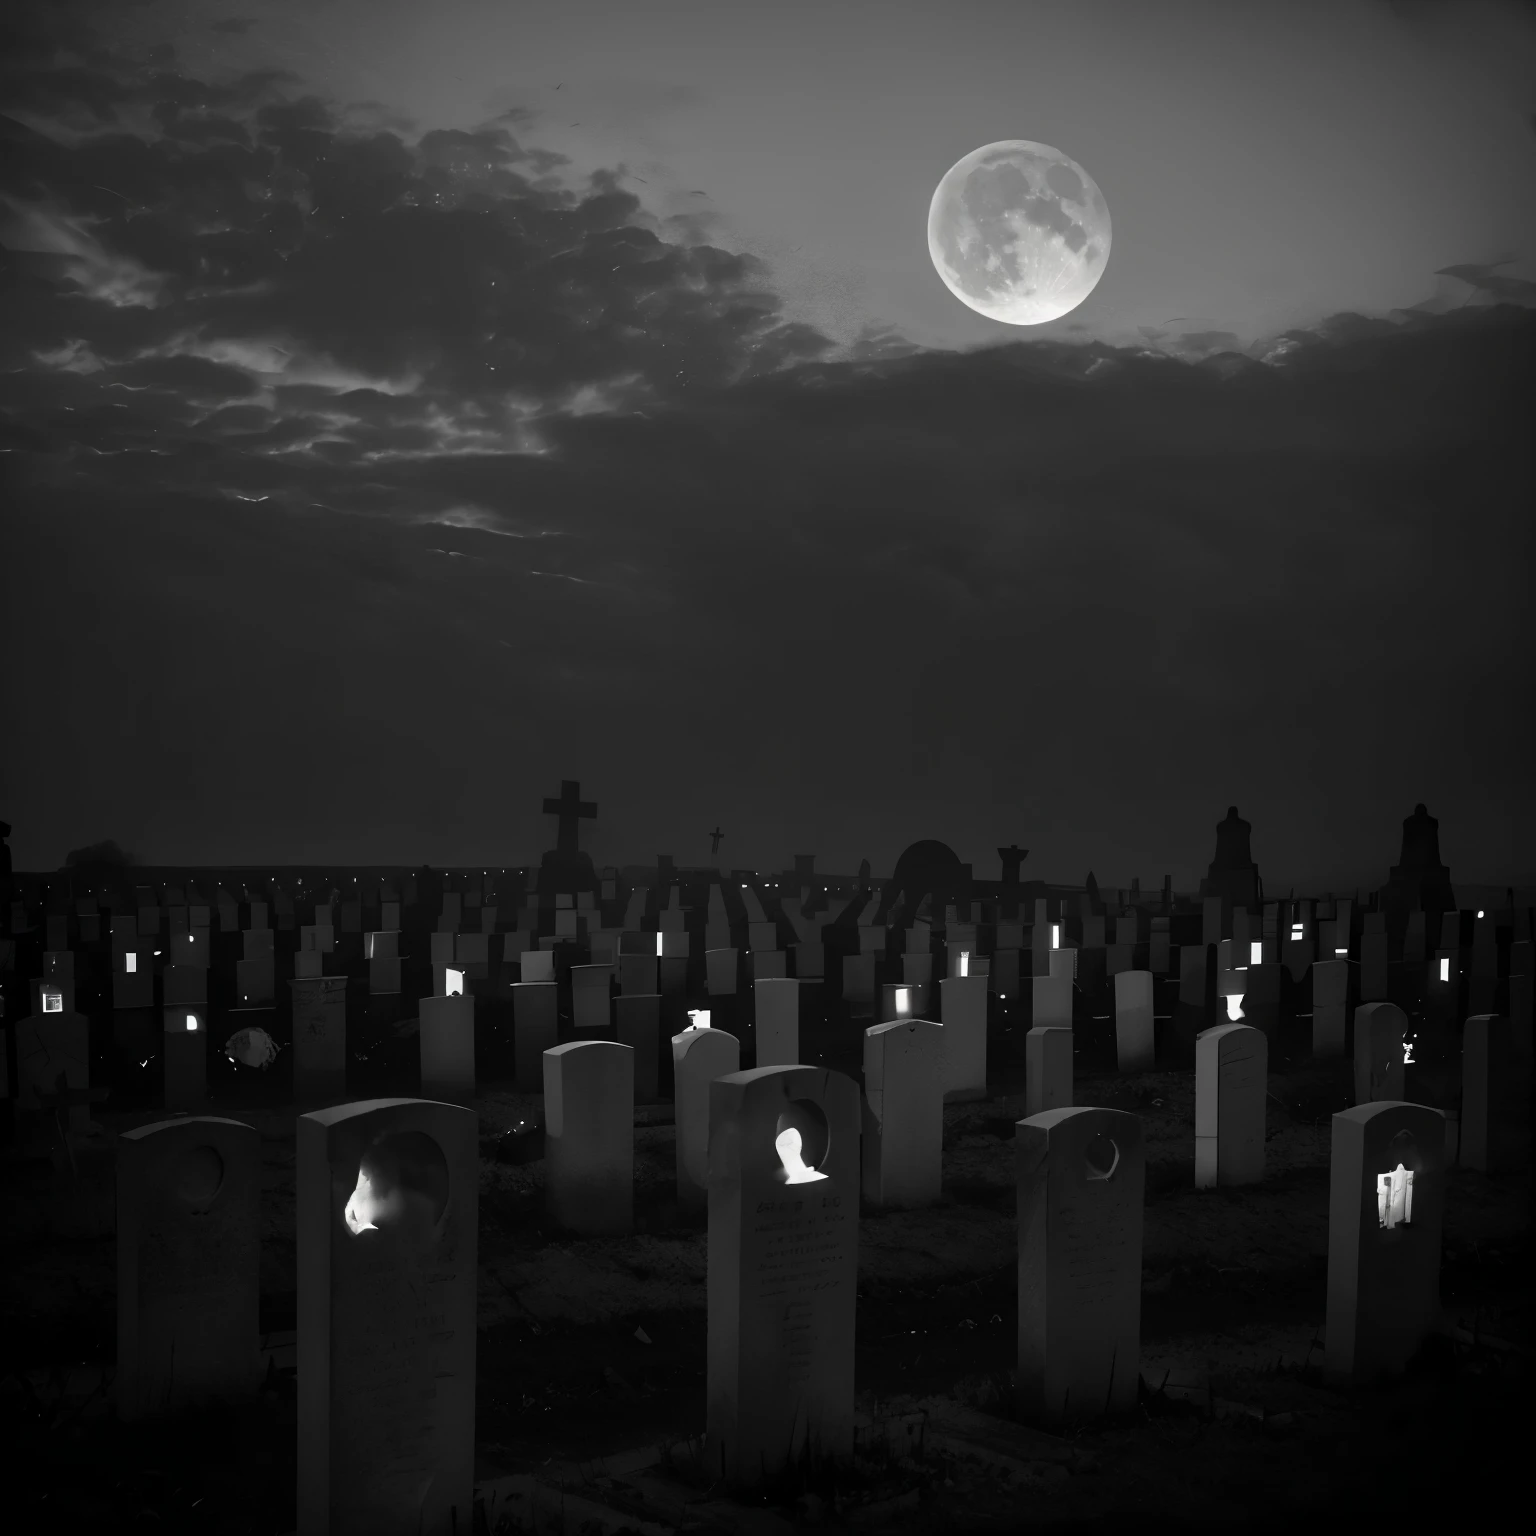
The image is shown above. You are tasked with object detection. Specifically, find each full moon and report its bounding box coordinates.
[927,140,1111,325]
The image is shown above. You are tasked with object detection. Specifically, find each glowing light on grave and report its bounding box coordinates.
[1225,994,1245,1021]
[1291,923,1304,940]
[126,954,138,973]
[445,968,465,997]
[1439,958,1450,982]
[43,988,63,1013]
[655,933,664,957]
[775,1126,828,1184]
[958,951,970,978]
[1051,924,1061,949]
[1402,1033,1416,1065]
[895,987,911,1018]
[1376,1163,1414,1228]
[1336,948,1348,957]
[1477,910,1484,919]
[343,1166,403,1234]
[687,1009,711,1029]
[1250,942,1263,965]
[186,1013,200,1031]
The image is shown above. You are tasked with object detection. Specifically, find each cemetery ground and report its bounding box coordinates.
[1,986,1528,1535]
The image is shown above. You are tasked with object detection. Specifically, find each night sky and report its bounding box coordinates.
[2,0,1533,889]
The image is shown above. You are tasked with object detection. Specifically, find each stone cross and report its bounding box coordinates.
[542,779,597,855]
[710,827,724,855]
[998,845,1029,884]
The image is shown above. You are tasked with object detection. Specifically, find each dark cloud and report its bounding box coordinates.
[0,5,1531,885]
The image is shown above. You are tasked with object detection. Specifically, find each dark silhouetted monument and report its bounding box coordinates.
[998,845,1029,885]
[1378,803,1456,927]
[709,827,724,856]
[538,780,599,897]
[887,839,971,919]
[1199,806,1261,907]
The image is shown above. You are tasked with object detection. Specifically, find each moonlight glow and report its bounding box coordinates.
[927,140,1112,325]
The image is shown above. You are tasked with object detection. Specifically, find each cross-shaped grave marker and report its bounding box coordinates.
[542,779,597,854]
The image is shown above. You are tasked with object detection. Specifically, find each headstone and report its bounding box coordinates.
[1360,926,1389,1001]
[1149,918,1171,975]
[620,952,658,995]
[861,1019,943,1208]
[164,963,208,1007]
[519,949,555,983]
[1239,961,1283,1041]
[1461,1015,1525,1171]
[751,949,787,981]
[243,927,276,959]
[673,1025,741,1206]
[1312,959,1353,1058]
[614,993,661,1100]
[1324,1101,1446,1386]
[1354,1002,1407,1105]
[571,964,614,1031]
[1016,1107,1145,1430]
[1194,1022,1266,1188]
[939,974,988,1101]
[290,977,348,1102]
[512,983,559,1091]
[453,931,490,980]
[706,948,739,997]
[705,1065,860,1493]
[237,956,277,1008]
[115,949,155,1009]
[14,1007,91,1129]
[116,1116,262,1421]
[1033,971,1072,1029]
[754,977,800,1067]
[841,951,875,1007]
[793,941,825,980]
[902,951,933,989]
[296,1098,477,1536]
[1024,1027,1073,1117]
[544,1041,634,1235]
[419,995,475,1104]
[163,1005,209,1111]
[1113,971,1154,1071]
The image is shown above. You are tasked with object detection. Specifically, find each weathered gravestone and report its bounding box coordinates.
[519,949,555,983]
[544,1040,634,1236]
[706,1065,860,1493]
[1033,970,1072,1029]
[620,952,658,996]
[571,963,614,1031]
[1024,1027,1073,1117]
[510,981,557,1092]
[755,977,800,1067]
[614,993,662,1101]
[297,1098,477,1536]
[1325,1101,1445,1385]
[841,951,875,1009]
[1195,1022,1266,1188]
[673,1026,741,1207]
[861,1019,943,1208]
[290,976,349,1103]
[163,1005,209,1112]
[1461,1015,1526,1172]
[751,949,787,981]
[419,994,475,1104]
[939,974,988,1101]
[1354,1001,1407,1106]
[1311,958,1353,1058]
[117,1116,261,1421]
[1113,971,1154,1072]
[1016,1107,1145,1429]
[114,948,155,1010]
[706,948,739,997]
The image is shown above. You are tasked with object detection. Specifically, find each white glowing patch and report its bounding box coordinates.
[1439,958,1450,982]
[687,1009,711,1030]
[1291,924,1304,940]
[895,987,911,1017]
[43,990,63,1013]
[1336,948,1348,957]
[1250,942,1263,965]
[1225,994,1245,1021]
[1402,1035,1415,1065]
[655,933,664,957]
[1051,925,1060,949]
[1376,1163,1414,1229]
[776,1126,828,1185]
[958,951,970,978]
[126,954,138,973]
[445,968,464,997]
[186,1014,199,1031]
[344,1169,404,1235]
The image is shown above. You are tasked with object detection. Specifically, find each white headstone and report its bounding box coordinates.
[1324,1101,1445,1385]
[1024,1026,1073,1117]
[861,1019,943,1208]
[754,977,800,1067]
[1354,1002,1406,1106]
[544,1041,634,1236]
[1194,1022,1266,1188]
[939,974,988,1101]
[296,1098,477,1536]
[116,1116,262,1421]
[1016,1107,1144,1429]
[672,1026,741,1207]
[705,1065,859,1493]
